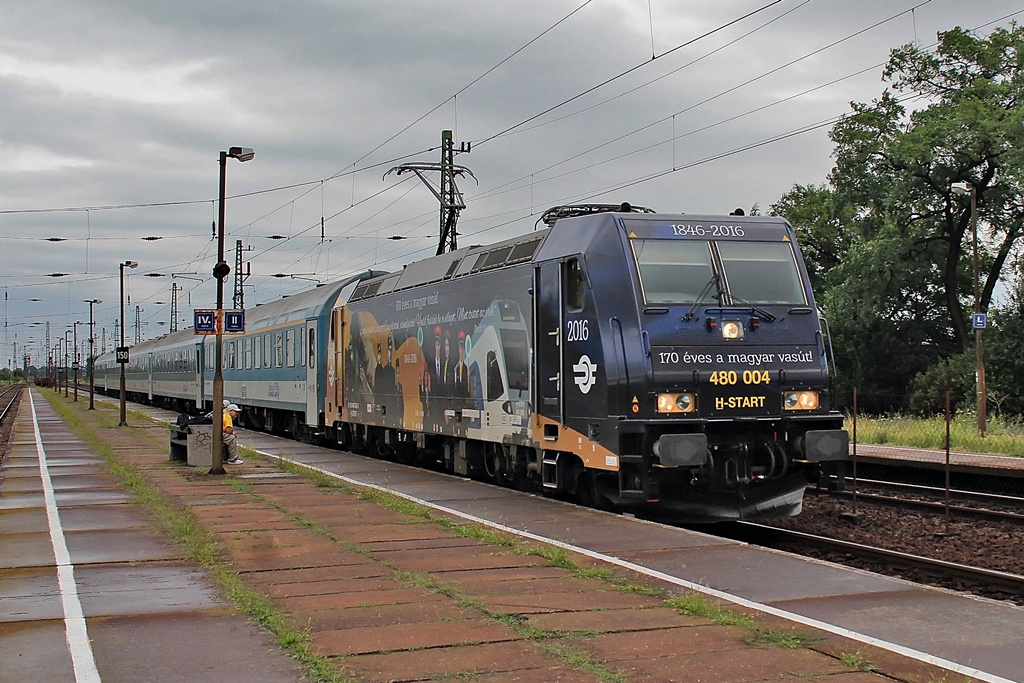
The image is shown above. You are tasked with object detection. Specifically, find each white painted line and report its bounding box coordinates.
[30,391,102,683]
[257,447,1018,683]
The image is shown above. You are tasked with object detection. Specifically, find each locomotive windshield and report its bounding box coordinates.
[632,240,714,304]
[631,239,806,306]
[718,241,806,306]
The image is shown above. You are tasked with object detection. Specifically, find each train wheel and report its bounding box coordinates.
[576,471,614,511]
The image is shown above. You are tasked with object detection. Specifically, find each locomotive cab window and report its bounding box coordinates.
[566,258,585,312]
[718,241,806,306]
[631,239,714,305]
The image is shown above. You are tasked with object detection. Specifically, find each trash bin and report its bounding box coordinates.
[187,425,215,467]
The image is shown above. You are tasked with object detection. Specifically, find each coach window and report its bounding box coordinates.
[308,328,315,368]
[275,332,284,367]
[254,335,261,369]
[566,258,585,312]
[299,326,306,367]
[264,333,272,368]
[285,329,295,367]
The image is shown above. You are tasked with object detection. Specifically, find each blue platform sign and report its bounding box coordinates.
[972,313,987,330]
[224,310,245,333]
[194,309,217,335]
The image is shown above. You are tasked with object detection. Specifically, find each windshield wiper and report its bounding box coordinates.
[723,293,776,322]
[683,274,722,321]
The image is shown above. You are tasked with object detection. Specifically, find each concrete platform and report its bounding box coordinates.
[0,390,304,682]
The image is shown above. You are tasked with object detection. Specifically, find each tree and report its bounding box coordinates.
[771,184,858,294]
[828,24,1024,355]
[773,24,1024,412]
[984,259,1024,416]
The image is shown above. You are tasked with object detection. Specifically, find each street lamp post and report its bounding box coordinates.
[73,321,80,402]
[63,330,70,398]
[119,260,138,426]
[952,181,986,436]
[86,299,101,409]
[211,147,254,475]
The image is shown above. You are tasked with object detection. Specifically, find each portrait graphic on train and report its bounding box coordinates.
[342,291,531,441]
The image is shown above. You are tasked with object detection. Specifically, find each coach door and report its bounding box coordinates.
[194,342,203,409]
[535,261,564,426]
[305,319,318,427]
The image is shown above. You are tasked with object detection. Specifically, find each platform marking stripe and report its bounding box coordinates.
[29,392,102,683]
[257,448,1017,683]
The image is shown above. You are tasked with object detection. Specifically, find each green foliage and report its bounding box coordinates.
[984,262,1024,416]
[852,413,1024,456]
[775,23,1024,412]
[905,354,974,415]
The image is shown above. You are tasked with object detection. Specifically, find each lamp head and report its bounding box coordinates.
[951,181,972,196]
[123,260,139,269]
[228,147,255,162]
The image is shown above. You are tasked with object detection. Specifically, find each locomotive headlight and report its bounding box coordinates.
[657,392,696,413]
[721,320,744,339]
[783,390,819,410]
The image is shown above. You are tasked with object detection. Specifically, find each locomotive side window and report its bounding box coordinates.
[566,258,585,312]
[631,239,714,304]
[718,241,806,306]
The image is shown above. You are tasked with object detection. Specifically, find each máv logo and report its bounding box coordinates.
[572,355,598,394]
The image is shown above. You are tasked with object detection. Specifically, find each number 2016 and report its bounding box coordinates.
[566,319,589,342]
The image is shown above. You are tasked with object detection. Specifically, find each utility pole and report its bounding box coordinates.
[135,305,141,344]
[170,282,180,332]
[232,239,252,311]
[385,130,476,255]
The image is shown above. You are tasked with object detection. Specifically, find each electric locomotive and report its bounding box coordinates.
[324,204,848,521]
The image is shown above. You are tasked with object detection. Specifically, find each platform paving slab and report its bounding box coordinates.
[0,393,307,682]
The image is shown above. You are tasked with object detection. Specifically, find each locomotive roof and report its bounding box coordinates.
[247,270,382,329]
[348,211,797,302]
[349,230,550,301]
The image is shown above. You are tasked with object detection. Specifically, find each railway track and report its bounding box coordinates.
[0,385,24,457]
[727,521,1024,602]
[834,478,1024,523]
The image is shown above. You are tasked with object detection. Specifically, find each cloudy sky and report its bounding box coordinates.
[2,0,1021,368]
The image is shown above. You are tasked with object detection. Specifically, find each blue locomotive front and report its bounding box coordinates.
[534,209,848,521]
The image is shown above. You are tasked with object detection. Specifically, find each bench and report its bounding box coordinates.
[169,425,189,461]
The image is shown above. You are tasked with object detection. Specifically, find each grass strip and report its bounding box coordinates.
[39,392,357,683]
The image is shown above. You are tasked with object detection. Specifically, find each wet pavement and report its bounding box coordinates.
[0,391,305,682]
[4,388,1020,682]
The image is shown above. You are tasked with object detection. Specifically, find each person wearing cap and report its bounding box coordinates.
[222,403,243,465]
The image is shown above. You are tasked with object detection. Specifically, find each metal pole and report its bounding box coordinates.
[971,186,986,436]
[64,331,69,397]
[89,301,97,409]
[944,390,951,536]
[119,263,127,426]
[73,322,79,401]
[211,151,228,475]
[851,387,858,517]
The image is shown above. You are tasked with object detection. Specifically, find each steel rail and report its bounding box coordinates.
[736,521,1024,597]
